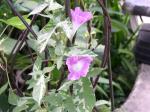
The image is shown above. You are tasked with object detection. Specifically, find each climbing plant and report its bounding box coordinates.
[0,0,137,112]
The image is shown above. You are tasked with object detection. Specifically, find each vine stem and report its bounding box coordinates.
[25,40,35,63]
[87,21,92,49]
[55,67,65,92]
[93,0,111,89]
[0,25,8,38]
[9,15,36,77]
[108,52,115,111]
[74,0,79,7]
[92,0,115,111]
[0,53,13,90]
[5,61,13,91]
[6,0,37,38]
[65,0,71,18]
[6,0,50,93]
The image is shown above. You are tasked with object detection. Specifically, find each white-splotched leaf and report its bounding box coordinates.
[66,47,97,57]
[43,66,55,74]
[46,0,63,11]
[37,21,67,53]
[58,81,74,91]
[81,78,96,112]
[29,3,48,15]
[52,107,63,112]
[32,75,46,105]
[62,93,76,112]
[95,100,111,107]
[15,0,39,12]
[35,108,47,112]
[55,42,65,56]
[33,56,42,72]
[44,92,63,106]
[56,56,63,70]
[60,20,73,40]
[93,44,105,58]
[37,28,56,53]
[27,38,39,51]
[45,91,76,112]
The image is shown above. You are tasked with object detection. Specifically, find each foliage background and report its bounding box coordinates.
[0,0,137,112]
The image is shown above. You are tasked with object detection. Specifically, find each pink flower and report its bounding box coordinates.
[66,55,93,80]
[71,7,93,33]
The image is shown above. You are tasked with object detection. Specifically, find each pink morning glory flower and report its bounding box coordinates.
[70,7,93,38]
[66,55,93,80]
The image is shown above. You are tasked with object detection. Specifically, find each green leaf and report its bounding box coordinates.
[63,94,76,112]
[96,86,108,97]
[45,92,63,106]
[117,75,131,89]
[111,19,129,35]
[0,82,8,95]
[13,105,28,112]
[0,15,31,30]
[8,90,19,105]
[122,57,135,75]
[99,105,111,112]
[81,78,96,112]
[0,94,10,111]
[45,91,76,112]
[0,36,17,55]
[90,7,123,16]
[118,49,133,57]
[100,77,124,93]
[58,80,74,91]
[60,20,73,40]
[32,75,46,105]
[88,67,105,77]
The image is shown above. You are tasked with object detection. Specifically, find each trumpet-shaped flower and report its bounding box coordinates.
[66,55,93,80]
[70,7,93,36]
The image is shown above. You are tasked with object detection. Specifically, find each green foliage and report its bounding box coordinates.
[0,16,31,30]
[81,78,96,111]
[0,0,137,111]
[0,83,8,95]
[0,36,17,55]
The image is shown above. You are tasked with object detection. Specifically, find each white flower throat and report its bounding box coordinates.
[73,61,83,72]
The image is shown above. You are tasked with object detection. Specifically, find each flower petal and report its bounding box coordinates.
[68,72,80,80]
[70,7,93,33]
[66,55,93,80]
